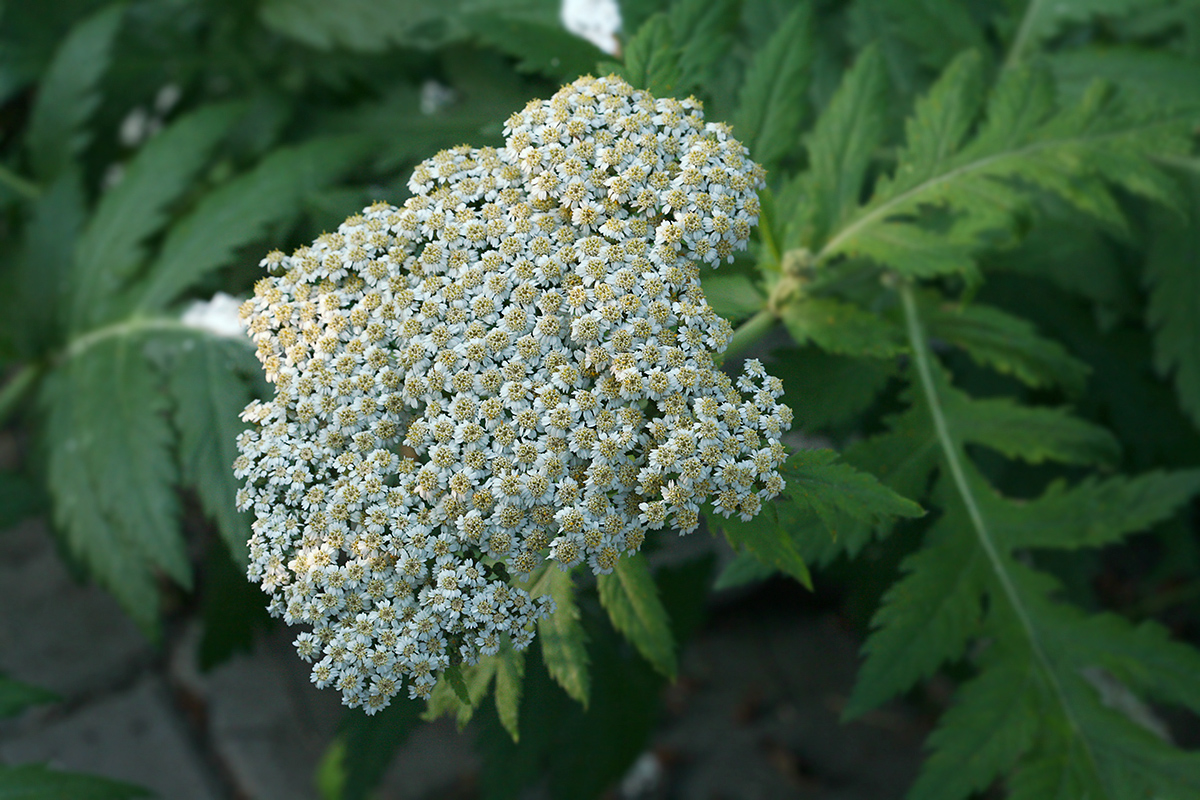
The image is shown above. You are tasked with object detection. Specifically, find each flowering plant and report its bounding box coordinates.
[235,75,793,710]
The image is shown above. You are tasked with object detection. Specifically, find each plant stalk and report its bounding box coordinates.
[720,308,777,363]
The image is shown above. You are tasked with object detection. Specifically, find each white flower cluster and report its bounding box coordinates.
[234,75,791,713]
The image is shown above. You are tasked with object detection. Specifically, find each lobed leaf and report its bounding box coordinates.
[708,504,812,590]
[615,14,682,98]
[782,447,924,531]
[1145,174,1200,430]
[139,134,367,312]
[845,506,986,719]
[922,299,1090,392]
[531,568,590,708]
[167,335,262,566]
[596,554,677,679]
[70,103,243,330]
[793,45,888,249]
[668,0,739,92]
[908,654,1041,800]
[781,296,904,358]
[493,647,525,743]
[25,5,123,180]
[40,338,187,634]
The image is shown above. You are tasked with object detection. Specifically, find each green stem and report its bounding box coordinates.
[899,282,1098,771]
[0,362,43,426]
[0,163,41,200]
[721,308,777,363]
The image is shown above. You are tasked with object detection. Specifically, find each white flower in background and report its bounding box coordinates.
[181,292,245,339]
[561,0,621,55]
[235,75,790,713]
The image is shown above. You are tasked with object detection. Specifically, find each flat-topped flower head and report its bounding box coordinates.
[235,74,790,712]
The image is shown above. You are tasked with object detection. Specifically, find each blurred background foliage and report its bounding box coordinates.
[2,0,1200,798]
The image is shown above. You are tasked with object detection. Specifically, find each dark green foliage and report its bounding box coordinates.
[0,764,151,800]
[4,1,1200,799]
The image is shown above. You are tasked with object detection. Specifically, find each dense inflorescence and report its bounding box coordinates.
[234,74,792,712]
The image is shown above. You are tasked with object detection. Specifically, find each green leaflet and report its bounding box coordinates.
[921,297,1091,393]
[781,296,905,358]
[782,448,923,530]
[138,134,368,312]
[816,52,1190,278]
[699,273,764,323]
[907,653,1041,800]
[946,395,1119,467]
[596,553,677,679]
[531,568,590,708]
[707,502,813,590]
[71,103,243,330]
[167,335,262,566]
[990,470,1200,551]
[1006,0,1155,67]
[793,45,888,250]
[259,0,465,51]
[0,676,57,719]
[1145,174,1200,431]
[844,502,986,719]
[463,13,607,82]
[9,170,86,355]
[494,646,525,743]
[667,0,738,91]
[425,658,496,727]
[613,14,682,97]
[1050,48,1200,108]
[24,4,123,180]
[888,285,1200,799]
[40,337,188,634]
[0,764,150,800]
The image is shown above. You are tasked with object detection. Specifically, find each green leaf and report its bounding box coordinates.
[844,508,986,718]
[732,3,811,170]
[618,14,682,97]
[699,273,764,323]
[463,13,607,82]
[908,654,1041,800]
[71,103,243,330]
[794,44,888,249]
[708,503,813,590]
[993,470,1200,551]
[893,285,1200,798]
[923,299,1090,392]
[41,338,187,634]
[782,448,924,531]
[494,646,525,743]
[0,676,57,719]
[9,170,87,355]
[424,657,497,728]
[167,335,261,566]
[667,0,739,93]
[781,296,904,358]
[444,662,473,706]
[139,134,367,312]
[1050,48,1200,108]
[0,764,151,800]
[259,0,465,51]
[817,57,1190,278]
[1006,0,1153,67]
[949,396,1120,466]
[1145,174,1200,430]
[25,5,123,180]
[596,553,677,679]
[531,568,590,708]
